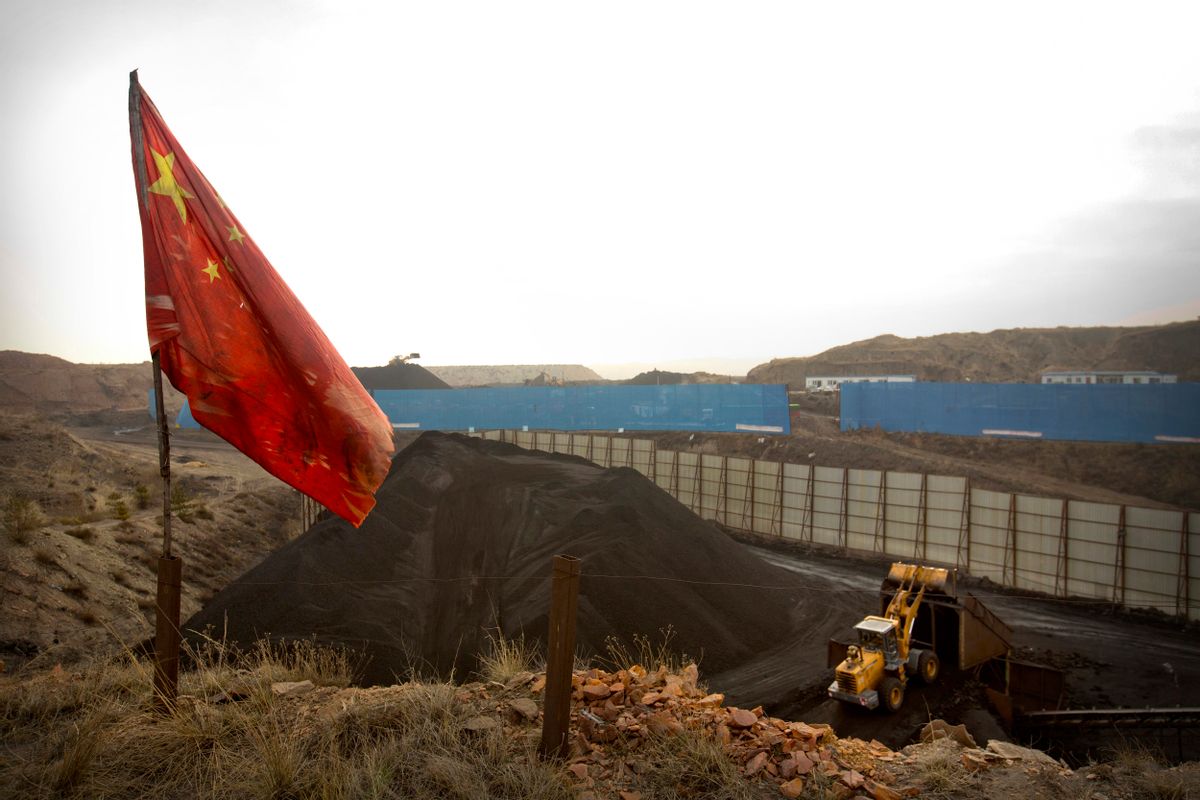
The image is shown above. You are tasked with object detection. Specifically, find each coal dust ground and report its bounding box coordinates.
[712,540,1200,760]
[185,431,1200,761]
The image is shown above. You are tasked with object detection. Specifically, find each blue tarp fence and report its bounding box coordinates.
[154,384,791,435]
[148,388,204,429]
[840,382,1200,444]
[373,384,790,434]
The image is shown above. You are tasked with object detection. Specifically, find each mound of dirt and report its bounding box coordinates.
[625,369,739,385]
[425,364,604,387]
[184,432,804,684]
[351,362,450,390]
[748,320,1200,386]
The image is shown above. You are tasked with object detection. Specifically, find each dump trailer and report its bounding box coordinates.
[828,562,1012,712]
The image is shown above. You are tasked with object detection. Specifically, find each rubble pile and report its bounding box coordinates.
[541,662,905,799]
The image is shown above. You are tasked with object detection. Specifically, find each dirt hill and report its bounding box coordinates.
[625,369,739,385]
[426,364,604,386]
[0,351,185,420]
[0,413,298,665]
[0,351,451,422]
[747,320,1200,386]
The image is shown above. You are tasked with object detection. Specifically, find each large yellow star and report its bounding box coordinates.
[147,149,194,223]
[227,224,245,244]
[202,258,221,282]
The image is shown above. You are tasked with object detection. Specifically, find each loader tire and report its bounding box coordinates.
[917,650,940,684]
[880,677,904,713]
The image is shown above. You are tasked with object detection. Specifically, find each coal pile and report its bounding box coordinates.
[185,432,805,684]
[352,361,450,390]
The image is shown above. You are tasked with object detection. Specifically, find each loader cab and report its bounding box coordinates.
[856,617,901,669]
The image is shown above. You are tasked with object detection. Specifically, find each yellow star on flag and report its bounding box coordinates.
[202,258,221,282]
[147,149,194,223]
[227,224,245,244]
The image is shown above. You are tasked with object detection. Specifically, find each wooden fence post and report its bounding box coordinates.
[540,554,581,760]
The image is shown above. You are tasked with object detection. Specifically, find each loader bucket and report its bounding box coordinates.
[882,562,955,596]
[878,562,1011,671]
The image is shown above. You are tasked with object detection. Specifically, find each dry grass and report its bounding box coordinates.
[32,545,58,566]
[634,727,762,800]
[3,493,45,543]
[477,629,540,684]
[1103,740,1200,800]
[601,625,696,676]
[0,637,574,800]
[61,578,88,598]
[65,526,96,542]
[905,738,974,799]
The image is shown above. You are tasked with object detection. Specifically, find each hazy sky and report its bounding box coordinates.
[2,1,1199,379]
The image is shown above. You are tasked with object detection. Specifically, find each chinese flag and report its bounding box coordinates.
[128,73,394,526]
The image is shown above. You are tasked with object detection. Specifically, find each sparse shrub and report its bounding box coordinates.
[76,608,99,626]
[33,546,58,566]
[637,728,760,799]
[111,500,130,521]
[65,526,96,543]
[4,493,45,543]
[134,483,151,510]
[114,531,142,546]
[171,484,195,523]
[478,629,539,684]
[62,579,88,598]
[194,505,213,521]
[602,625,694,674]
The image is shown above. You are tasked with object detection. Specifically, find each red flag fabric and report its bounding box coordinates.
[128,75,393,526]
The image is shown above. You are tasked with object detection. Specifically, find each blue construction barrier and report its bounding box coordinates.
[147,388,204,429]
[373,384,791,434]
[840,382,1200,444]
[155,384,791,435]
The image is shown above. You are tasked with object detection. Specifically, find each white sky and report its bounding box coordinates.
[2,1,1199,379]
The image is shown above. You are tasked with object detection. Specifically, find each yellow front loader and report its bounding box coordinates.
[827,563,950,712]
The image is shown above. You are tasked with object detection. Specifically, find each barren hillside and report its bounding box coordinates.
[0,412,299,665]
[0,351,185,419]
[748,320,1200,386]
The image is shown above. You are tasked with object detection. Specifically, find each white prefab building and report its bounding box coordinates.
[805,375,916,392]
[1040,370,1177,385]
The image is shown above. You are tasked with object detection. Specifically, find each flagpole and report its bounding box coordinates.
[133,69,182,709]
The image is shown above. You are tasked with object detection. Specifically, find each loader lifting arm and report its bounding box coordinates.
[827,562,953,713]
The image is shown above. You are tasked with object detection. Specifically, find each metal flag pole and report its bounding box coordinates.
[132,69,182,709]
